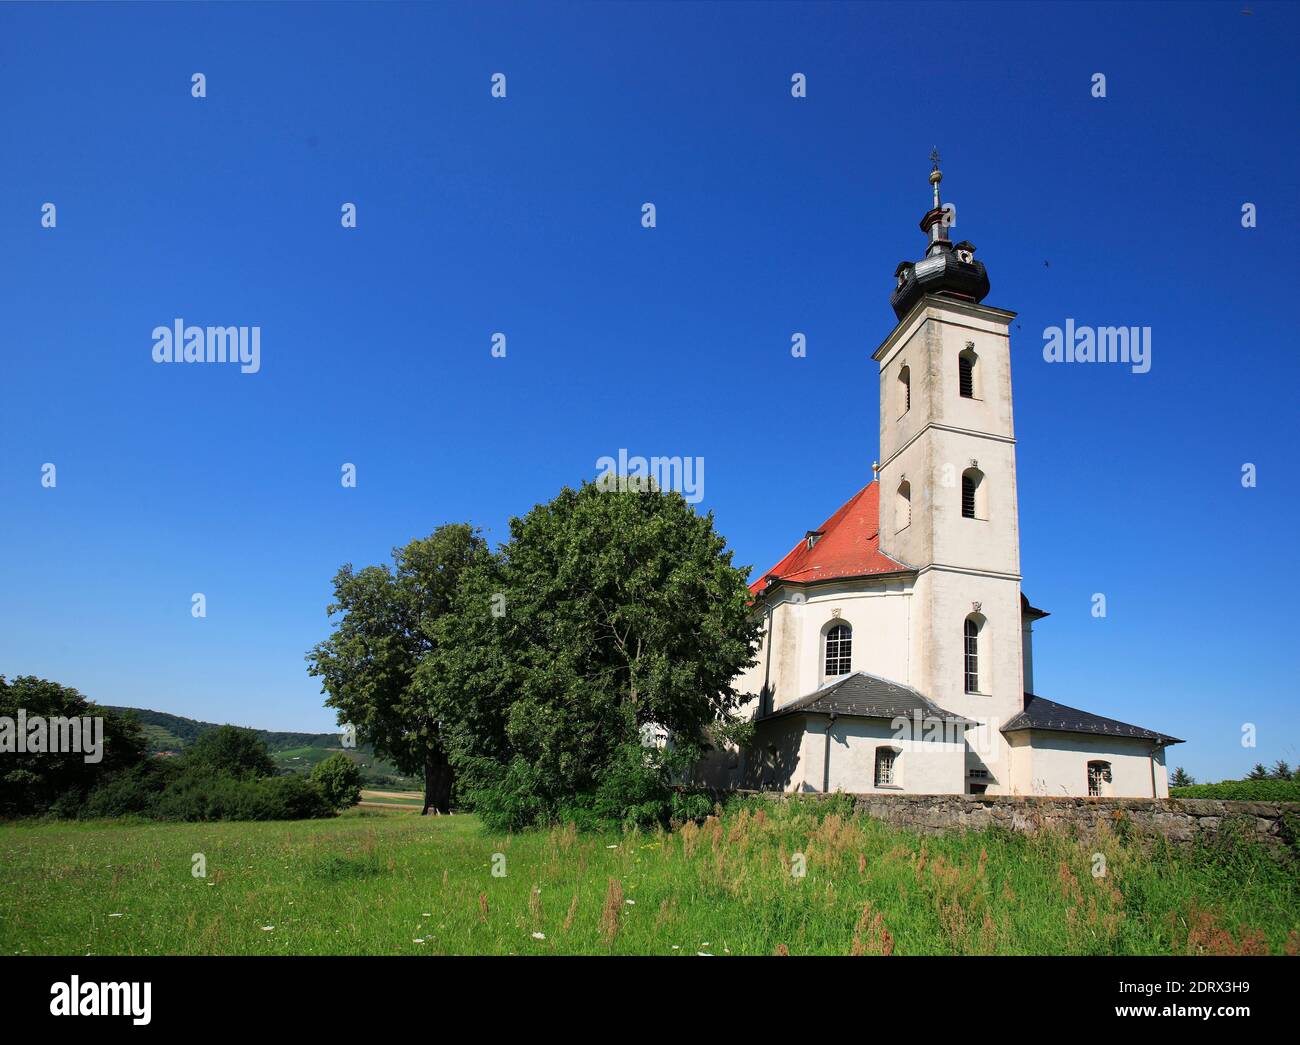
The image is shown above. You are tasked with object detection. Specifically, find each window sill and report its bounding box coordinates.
[874,783,903,791]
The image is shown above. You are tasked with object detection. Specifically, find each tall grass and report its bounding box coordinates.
[1,799,1295,955]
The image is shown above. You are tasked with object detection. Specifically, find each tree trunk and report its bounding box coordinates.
[421,746,454,816]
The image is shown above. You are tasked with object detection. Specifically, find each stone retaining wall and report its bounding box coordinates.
[742,791,1299,850]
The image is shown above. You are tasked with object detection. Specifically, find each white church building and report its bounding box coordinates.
[724,160,1181,799]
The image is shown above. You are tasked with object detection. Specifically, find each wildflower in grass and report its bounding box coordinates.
[478,892,489,923]
[261,926,274,932]
[531,931,546,940]
[413,938,425,944]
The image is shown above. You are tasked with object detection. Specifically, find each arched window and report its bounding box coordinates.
[824,622,852,677]
[963,614,984,694]
[1087,761,1112,797]
[961,468,985,519]
[896,480,911,531]
[958,347,978,399]
[898,365,911,417]
[874,746,898,787]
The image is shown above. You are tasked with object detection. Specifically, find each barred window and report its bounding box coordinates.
[825,623,852,677]
[964,616,980,694]
[875,748,897,787]
[1087,761,1111,798]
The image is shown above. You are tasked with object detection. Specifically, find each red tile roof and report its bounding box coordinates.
[749,482,910,595]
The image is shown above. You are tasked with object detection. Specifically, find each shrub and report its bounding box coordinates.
[1171,779,1300,801]
[79,759,181,818]
[310,753,363,810]
[469,758,553,832]
[471,742,714,832]
[153,770,334,821]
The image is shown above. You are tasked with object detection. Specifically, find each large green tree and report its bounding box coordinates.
[0,675,148,817]
[306,524,490,814]
[421,480,762,828]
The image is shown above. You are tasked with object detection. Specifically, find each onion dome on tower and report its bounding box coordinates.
[889,150,991,320]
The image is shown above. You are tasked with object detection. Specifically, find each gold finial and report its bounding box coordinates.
[928,147,942,207]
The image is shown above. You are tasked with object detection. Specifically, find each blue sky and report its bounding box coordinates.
[2,1,1296,783]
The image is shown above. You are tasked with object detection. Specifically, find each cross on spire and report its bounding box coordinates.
[928,148,944,208]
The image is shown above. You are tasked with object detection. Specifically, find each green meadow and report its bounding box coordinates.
[2,800,1296,956]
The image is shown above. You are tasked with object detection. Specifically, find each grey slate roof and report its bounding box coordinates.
[1001,693,1183,746]
[761,671,976,727]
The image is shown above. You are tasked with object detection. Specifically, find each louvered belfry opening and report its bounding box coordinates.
[961,472,977,518]
[958,351,975,398]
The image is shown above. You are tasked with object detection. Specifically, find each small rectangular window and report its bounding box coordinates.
[875,749,896,787]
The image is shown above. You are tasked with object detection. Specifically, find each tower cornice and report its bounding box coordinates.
[872,294,1017,364]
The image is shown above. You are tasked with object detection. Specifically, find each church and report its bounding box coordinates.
[723,159,1182,799]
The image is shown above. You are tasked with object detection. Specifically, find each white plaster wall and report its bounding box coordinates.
[824,716,965,794]
[785,581,912,702]
[750,713,965,794]
[734,579,915,719]
[1017,731,1168,798]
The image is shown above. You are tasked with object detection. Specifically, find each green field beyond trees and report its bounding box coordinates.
[101,706,417,788]
[3,799,1296,956]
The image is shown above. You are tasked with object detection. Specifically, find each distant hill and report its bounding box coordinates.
[100,705,418,788]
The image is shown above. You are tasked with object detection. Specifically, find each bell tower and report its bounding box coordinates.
[873,154,1025,791]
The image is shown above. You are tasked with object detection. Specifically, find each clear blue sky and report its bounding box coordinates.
[2,2,1296,783]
